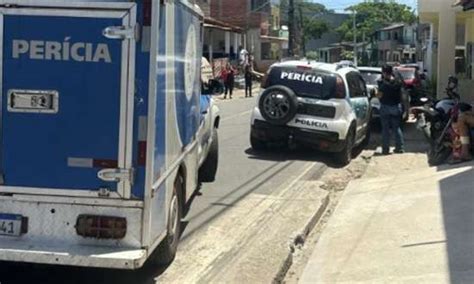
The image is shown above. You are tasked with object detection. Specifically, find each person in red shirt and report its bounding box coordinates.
[221,63,235,99]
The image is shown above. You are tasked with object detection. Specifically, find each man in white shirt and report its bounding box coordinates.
[239,46,249,66]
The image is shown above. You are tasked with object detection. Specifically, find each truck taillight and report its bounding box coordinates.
[76,215,127,239]
[335,76,346,99]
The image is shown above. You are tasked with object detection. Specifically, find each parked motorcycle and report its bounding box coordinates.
[411,76,473,165]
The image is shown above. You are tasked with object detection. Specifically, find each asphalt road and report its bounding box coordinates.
[0,92,331,284]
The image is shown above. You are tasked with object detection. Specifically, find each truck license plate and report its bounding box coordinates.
[0,214,24,237]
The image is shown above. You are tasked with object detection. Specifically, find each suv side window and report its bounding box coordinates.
[357,75,368,98]
[347,72,365,98]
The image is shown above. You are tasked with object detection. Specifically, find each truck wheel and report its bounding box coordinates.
[152,175,183,266]
[258,85,298,125]
[335,127,355,166]
[199,128,219,182]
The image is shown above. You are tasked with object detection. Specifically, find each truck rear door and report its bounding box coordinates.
[0,3,136,198]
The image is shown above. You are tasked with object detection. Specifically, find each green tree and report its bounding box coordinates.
[341,50,354,61]
[306,51,319,61]
[280,0,329,56]
[301,17,329,56]
[280,0,326,25]
[336,1,416,42]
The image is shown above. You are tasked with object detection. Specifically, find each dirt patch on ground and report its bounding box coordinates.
[320,152,372,192]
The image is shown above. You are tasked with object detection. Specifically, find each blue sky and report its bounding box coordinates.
[312,0,418,13]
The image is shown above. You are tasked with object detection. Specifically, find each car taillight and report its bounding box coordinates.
[335,76,346,99]
[76,215,127,239]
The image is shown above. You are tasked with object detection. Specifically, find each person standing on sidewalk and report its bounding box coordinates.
[222,63,235,99]
[244,64,253,98]
[244,59,253,98]
[377,65,405,155]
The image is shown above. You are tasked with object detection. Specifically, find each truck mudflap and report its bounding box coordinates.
[0,241,147,269]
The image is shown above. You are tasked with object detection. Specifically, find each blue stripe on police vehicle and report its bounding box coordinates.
[153,7,168,180]
[174,5,200,147]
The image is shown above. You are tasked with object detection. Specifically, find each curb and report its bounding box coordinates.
[273,191,331,284]
[272,150,376,283]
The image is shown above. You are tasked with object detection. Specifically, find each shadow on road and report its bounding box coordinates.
[244,145,366,169]
[437,164,474,282]
[0,260,164,284]
[180,161,295,241]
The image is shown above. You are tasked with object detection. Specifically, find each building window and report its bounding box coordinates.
[261,42,272,60]
[394,32,398,41]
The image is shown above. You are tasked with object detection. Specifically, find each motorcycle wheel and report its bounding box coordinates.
[428,144,451,166]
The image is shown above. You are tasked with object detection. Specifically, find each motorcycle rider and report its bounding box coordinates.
[377,65,405,155]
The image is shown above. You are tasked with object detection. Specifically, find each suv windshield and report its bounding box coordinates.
[360,71,381,86]
[267,66,337,99]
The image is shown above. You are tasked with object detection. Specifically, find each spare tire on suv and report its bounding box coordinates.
[258,85,299,125]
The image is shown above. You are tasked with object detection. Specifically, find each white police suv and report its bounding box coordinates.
[250,61,371,165]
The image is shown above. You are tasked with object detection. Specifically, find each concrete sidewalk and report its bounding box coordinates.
[299,124,474,283]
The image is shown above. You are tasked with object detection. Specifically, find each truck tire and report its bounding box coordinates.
[151,175,183,266]
[258,85,298,125]
[199,128,219,182]
[335,127,355,166]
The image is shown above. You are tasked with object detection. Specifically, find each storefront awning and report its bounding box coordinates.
[204,17,243,33]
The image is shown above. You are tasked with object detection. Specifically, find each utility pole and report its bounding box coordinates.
[298,4,306,57]
[288,0,295,57]
[353,10,358,66]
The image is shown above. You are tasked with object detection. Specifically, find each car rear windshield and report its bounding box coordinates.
[360,71,381,85]
[267,67,337,99]
[396,68,416,80]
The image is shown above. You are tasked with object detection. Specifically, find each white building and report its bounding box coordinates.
[419,0,474,99]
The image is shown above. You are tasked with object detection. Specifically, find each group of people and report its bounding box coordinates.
[378,65,474,164]
[219,47,257,99]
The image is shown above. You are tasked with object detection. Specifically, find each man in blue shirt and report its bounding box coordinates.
[377,65,405,155]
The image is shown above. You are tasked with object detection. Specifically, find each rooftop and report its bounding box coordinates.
[377,23,406,32]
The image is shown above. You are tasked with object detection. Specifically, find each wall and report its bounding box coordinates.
[419,0,457,97]
[210,0,268,29]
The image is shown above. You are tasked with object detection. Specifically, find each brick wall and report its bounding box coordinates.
[209,0,268,29]
[196,0,211,17]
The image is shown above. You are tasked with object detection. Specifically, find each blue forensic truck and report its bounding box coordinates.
[0,0,220,269]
